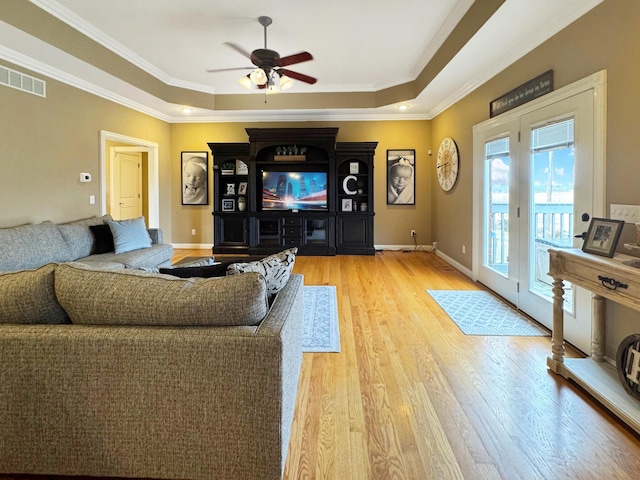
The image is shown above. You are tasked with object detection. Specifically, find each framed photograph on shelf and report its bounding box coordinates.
[226,183,235,195]
[341,198,353,212]
[236,159,249,175]
[581,217,625,257]
[349,162,360,174]
[238,181,248,195]
[181,151,208,205]
[221,198,235,212]
[387,149,415,205]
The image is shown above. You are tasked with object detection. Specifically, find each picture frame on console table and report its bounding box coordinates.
[181,151,209,205]
[581,217,625,257]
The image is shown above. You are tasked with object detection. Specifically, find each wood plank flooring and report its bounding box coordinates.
[3,249,640,479]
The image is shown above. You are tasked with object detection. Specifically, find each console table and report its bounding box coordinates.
[547,248,640,433]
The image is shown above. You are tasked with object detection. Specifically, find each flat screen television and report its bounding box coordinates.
[262,170,328,210]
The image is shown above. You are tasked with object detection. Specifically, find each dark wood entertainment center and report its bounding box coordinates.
[208,128,377,256]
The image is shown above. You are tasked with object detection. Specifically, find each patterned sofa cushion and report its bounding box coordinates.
[227,248,297,300]
[0,263,68,324]
[54,263,269,326]
[0,221,73,272]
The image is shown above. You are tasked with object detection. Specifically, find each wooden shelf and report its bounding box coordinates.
[548,356,640,434]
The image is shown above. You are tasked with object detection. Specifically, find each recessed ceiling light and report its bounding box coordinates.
[397,104,410,111]
[181,107,194,114]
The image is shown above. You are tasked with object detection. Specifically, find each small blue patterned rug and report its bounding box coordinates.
[426,290,550,336]
[303,286,340,352]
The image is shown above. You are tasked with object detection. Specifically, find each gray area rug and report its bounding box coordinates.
[426,290,550,336]
[303,286,340,352]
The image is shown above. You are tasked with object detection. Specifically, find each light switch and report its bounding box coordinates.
[89,195,95,205]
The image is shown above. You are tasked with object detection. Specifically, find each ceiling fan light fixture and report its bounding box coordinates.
[250,68,268,85]
[280,75,293,90]
[238,75,252,89]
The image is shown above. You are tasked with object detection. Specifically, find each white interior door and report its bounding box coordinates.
[473,72,606,354]
[111,150,143,220]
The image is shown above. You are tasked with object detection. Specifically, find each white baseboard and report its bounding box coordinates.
[434,250,473,279]
[171,243,213,250]
[374,244,435,252]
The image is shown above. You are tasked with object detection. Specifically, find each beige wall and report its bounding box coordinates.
[170,120,431,246]
[430,0,640,355]
[0,61,172,236]
[431,0,640,267]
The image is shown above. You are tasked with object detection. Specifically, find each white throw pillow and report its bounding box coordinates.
[227,248,297,300]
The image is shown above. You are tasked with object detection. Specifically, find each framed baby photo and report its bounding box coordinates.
[581,217,625,257]
[181,151,209,205]
[238,181,248,195]
[387,149,415,205]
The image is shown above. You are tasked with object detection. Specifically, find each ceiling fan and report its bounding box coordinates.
[207,16,316,91]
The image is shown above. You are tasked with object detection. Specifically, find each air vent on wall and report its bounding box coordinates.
[0,65,46,97]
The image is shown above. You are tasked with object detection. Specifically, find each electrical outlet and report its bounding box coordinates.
[462,245,466,254]
[432,242,437,250]
[411,230,416,237]
[191,228,196,236]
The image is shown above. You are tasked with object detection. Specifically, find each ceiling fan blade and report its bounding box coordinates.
[224,42,252,60]
[277,51,313,67]
[278,68,317,85]
[206,66,253,73]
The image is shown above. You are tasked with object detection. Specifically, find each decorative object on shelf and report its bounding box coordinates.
[341,198,353,212]
[360,202,368,212]
[237,196,247,212]
[349,162,359,174]
[236,159,249,175]
[274,145,307,162]
[221,198,235,211]
[387,149,415,205]
[357,179,365,195]
[220,162,235,175]
[616,334,640,401]
[436,138,459,192]
[226,183,236,196]
[238,181,248,195]
[581,217,625,257]
[206,16,317,94]
[181,151,209,205]
[342,175,358,195]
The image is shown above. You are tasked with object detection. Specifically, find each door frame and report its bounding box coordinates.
[472,70,607,281]
[99,130,160,227]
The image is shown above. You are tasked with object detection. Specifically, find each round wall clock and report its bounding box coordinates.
[436,137,459,192]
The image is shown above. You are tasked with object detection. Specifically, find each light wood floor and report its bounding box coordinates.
[4,249,640,480]
[216,249,640,479]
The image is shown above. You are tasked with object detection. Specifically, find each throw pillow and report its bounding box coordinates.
[159,261,233,279]
[108,216,152,254]
[90,224,115,254]
[0,263,68,324]
[227,247,297,299]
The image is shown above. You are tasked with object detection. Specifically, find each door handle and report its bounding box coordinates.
[575,232,587,240]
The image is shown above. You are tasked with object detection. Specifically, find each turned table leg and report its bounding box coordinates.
[591,294,605,362]
[551,276,566,365]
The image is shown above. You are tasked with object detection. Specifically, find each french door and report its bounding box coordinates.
[472,72,606,353]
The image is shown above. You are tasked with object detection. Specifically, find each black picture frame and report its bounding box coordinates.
[181,151,208,205]
[387,149,415,205]
[581,217,625,257]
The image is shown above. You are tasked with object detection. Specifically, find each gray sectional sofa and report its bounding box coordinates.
[0,217,305,480]
[0,214,173,272]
